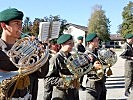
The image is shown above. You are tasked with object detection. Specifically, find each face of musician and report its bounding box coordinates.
[1,20,23,39]
[91,37,99,48]
[127,38,133,44]
[78,39,83,44]
[61,39,74,53]
[0,8,24,44]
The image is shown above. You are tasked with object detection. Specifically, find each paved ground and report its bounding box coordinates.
[37,49,128,100]
[78,50,128,100]
[105,50,127,100]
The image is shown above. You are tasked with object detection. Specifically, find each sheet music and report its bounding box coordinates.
[38,21,61,41]
[38,22,50,41]
[51,21,61,39]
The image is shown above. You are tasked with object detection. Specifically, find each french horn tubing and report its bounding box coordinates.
[97,48,117,76]
[60,52,92,89]
[60,49,104,89]
[98,48,117,68]
[0,33,49,99]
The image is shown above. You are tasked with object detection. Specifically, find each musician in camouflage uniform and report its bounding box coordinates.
[75,36,86,90]
[120,33,133,97]
[76,36,85,53]
[0,8,49,100]
[43,39,61,100]
[44,34,79,100]
[83,33,106,100]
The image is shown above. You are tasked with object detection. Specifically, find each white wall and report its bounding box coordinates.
[63,26,86,47]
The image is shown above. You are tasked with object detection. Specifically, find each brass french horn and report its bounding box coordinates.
[0,35,49,99]
[97,48,117,76]
[60,52,93,89]
[60,50,104,89]
[98,48,117,67]
[83,51,104,81]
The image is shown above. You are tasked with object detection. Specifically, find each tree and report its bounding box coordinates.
[44,15,68,36]
[31,18,44,36]
[30,15,68,38]
[88,5,111,42]
[118,1,133,37]
[23,17,32,33]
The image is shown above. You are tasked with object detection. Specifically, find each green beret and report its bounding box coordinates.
[0,8,24,22]
[57,34,72,44]
[86,33,97,42]
[77,36,83,40]
[125,33,133,39]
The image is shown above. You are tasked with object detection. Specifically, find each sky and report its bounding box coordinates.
[0,0,131,34]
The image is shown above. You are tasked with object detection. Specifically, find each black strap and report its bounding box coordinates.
[126,42,133,50]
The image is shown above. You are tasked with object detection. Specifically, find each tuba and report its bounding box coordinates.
[0,35,49,99]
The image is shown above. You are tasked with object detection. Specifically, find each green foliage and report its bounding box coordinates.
[29,15,68,38]
[59,20,68,36]
[88,5,111,42]
[44,15,68,35]
[118,1,133,37]
[23,17,32,33]
[31,18,44,36]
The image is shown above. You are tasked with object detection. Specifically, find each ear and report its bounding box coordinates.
[0,22,6,29]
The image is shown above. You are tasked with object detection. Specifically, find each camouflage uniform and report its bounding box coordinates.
[84,48,106,100]
[44,50,79,100]
[120,42,133,96]
[76,43,86,89]
[76,43,85,53]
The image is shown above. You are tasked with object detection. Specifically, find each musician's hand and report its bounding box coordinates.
[70,78,80,89]
[94,61,102,70]
[88,54,94,62]
[31,35,36,40]
[131,57,133,60]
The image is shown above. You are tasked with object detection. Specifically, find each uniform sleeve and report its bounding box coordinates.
[30,60,49,78]
[120,44,132,60]
[119,50,128,59]
[44,55,64,87]
[37,60,49,78]
[44,77,64,88]
[0,50,18,71]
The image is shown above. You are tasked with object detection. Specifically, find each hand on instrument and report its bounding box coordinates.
[94,60,102,70]
[88,54,94,62]
[70,78,80,89]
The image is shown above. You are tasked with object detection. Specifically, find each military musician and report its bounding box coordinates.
[0,8,49,100]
